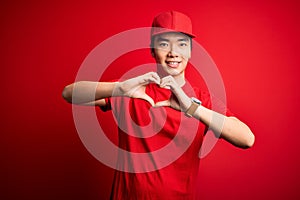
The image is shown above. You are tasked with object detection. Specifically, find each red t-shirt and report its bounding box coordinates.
[101,83,232,200]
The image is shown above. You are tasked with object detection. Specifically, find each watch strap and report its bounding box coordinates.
[185,97,201,118]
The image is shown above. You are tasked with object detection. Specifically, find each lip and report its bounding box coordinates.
[166,61,181,68]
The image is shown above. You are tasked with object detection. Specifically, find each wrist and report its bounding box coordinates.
[185,97,202,118]
[112,82,122,96]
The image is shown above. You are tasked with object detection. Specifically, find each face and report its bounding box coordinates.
[152,32,191,77]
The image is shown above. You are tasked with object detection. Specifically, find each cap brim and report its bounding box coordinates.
[151,30,196,38]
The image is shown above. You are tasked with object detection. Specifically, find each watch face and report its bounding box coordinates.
[191,97,201,105]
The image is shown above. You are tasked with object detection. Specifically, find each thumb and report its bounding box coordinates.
[154,100,170,108]
[140,94,155,107]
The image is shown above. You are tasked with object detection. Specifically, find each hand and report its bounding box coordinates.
[155,76,191,112]
[114,72,161,106]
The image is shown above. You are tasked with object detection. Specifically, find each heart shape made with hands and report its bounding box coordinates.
[120,72,184,111]
[139,83,181,111]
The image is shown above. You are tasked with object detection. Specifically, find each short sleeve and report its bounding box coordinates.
[211,94,234,117]
[99,97,112,112]
[197,89,234,117]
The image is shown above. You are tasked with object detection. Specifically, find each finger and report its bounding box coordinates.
[147,77,161,85]
[154,100,170,107]
[159,77,168,88]
[150,72,161,84]
[160,76,174,88]
[161,85,171,90]
[140,94,155,107]
[161,75,173,82]
[146,72,160,85]
[159,79,172,89]
[141,72,160,85]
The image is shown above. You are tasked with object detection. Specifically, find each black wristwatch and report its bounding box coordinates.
[185,97,202,118]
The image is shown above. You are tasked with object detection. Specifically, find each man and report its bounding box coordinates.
[62,11,254,200]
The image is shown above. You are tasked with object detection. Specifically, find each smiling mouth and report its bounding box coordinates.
[166,61,181,68]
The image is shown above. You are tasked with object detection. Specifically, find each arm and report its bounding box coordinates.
[62,81,117,106]
[156,76,255,149]
[62,72,161,106]
[193,106,255,149]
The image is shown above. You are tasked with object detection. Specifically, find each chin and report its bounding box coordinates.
[165,68,183,76]
[158,64,184,77]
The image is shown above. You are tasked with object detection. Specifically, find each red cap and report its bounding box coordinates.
[151,11,196,38]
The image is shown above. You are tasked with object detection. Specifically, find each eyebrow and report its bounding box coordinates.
[156,37,169,42]
[156,37,189,42]
[178,38,189,42]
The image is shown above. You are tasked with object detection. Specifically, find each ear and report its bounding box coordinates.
[150,48,155,58]
[188,39,192,59]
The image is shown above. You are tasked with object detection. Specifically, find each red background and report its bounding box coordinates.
[1,0,300,199]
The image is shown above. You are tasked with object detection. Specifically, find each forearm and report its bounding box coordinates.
[193,105,255,148]
[62,81,118,104]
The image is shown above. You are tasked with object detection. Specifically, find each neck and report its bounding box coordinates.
[173,72,186,87]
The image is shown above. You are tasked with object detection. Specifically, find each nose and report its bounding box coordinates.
[167,44,179,57]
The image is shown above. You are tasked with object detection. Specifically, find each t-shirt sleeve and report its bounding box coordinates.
[198,89,234,117]
[99,97,112,112]
[210,94,234,117]
[197,89,234,135]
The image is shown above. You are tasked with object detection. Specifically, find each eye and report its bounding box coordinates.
[159,42,168,47]
[179,42,188,47]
